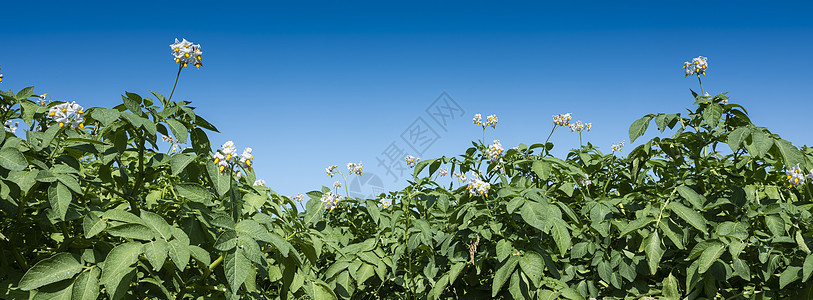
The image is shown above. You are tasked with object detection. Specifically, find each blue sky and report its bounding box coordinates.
[2,1,811,198]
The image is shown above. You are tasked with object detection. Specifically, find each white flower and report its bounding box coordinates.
[213,152,228,173]
[292,194,304,202]
[439,168,448,176]
[553,113,572,126]
[611,141,625,152]
[486,140,503,162]
[467,172,490,197]
[405,155,420,168]
[326,165,338,177]
[235,172,242,179]
[454,172,467,182]
[4,120,18,134]
[48,102,85,129]
[240,147,253,169]
[684,56,708,76]
[786,164,806,187]
[221,141,237,162]
[253,179,266,186]
[347,162,363,175]
[321,191,341,211]
[378,199,391,208]
[472,114,482,125]
[486,114,498,128]
[170,38,202,68]
[38,94,48,105]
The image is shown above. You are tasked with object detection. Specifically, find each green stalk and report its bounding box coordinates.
[697,76,705,96]
[168,64,183,102]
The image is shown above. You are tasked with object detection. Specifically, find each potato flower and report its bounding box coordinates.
[48,101,85,129]
[405,155,420,168]
[170,38,203,68]
[347,162,363,175]
[326,165,338,177]
[786,164,806,188]
[486,140,503,162]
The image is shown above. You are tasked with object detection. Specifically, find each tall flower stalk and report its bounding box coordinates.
[168,38,203,101]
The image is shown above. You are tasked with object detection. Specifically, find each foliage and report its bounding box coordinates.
[1,61,812,300]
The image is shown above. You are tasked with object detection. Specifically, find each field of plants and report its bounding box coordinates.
[1,42,812,299]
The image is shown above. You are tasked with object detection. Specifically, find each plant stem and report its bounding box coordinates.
[697,76,705,96]
[168,64,183,102]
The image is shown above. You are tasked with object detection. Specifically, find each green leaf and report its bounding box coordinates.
[703,103,723,128]
[780,266,802,289]
[765,215,785,236]
[100,243,142,287]
[170,154,196,176]
[492,256,518,297]
[189,245,211,266]
[225,249,251,295]
[0,147,28,171]
[496,239,512,262]
[90,108,120,126]
[531,160,551,180]
[774,138,806,170]
[747,130,772,158]
[803,254,813,282]
[141,211,172,240]
[144,239,169,271]
[244,192,267,211]
[645,231,664,275]
[48,182,72,220]
[168,227,190,270]
[676,186,706,210]
[268,233,295,258]
[105,223,154,240]
[551,219,571,257]
[83,213,107,238]
[733,258,751,281]
[72,267,101,300]
[174,182,213,205]
[662,272,680,299]
[597,260,613,286]
[165,119,188,143]
[628,115,653,143]
[102,209,144,225]
[518,251,544,285]
[667,202,707,234]
[659,220,685,249]
[796,230,810,254]
[620,216,654,237]
[206,161,230,196]
[697,240,724,274]
[215,230,238,251]
[18,253,83,291]
[310,280,337,300]
[727,127,751,152]
[520,201,549,232]
[560,288,585,300]
[236,219,273,243]
[16,86,35,99]
[190,128,211,156]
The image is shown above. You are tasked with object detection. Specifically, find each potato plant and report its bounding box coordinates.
[0,49,812,299]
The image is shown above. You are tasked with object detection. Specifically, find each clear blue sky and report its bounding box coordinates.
[2,1,811,198]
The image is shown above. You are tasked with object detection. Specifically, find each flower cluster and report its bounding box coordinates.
[213,141,253,174]
[347,162,363,175]
[253,179,266,186]
[486,140,503,162]
[611,141,625,152]
[321,191,341,211]
[333,181,342,189]
[683,56,708,77]
[240,148,253,170]
[378,199,391,208]
[4,120,18,134]
[325,165,338,177]
[454,172,467,182]
[552,113,572,126]
[405,155,420,168]
[467,172,491,197]
[786,164,808,188]
[170,38,203,68]
[438,168,448,177]
[292,194,304,202]
[48,102,85,129]
[473,113,498,128]
[568,121,592,133]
